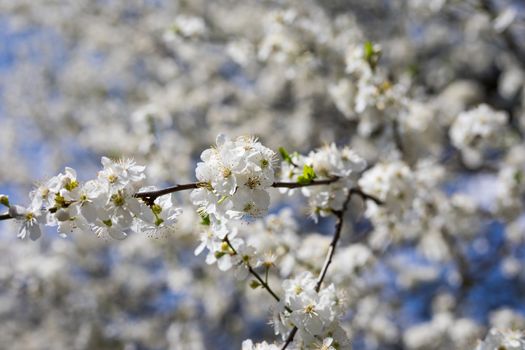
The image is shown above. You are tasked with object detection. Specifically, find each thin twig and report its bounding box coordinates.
[223,236,291,312]
[280,327,298,350]
[392,119,405,156]
[134,183,202,205]
[315,204,351,291]
[349,188,383,205]
[281,192,354,349]
[441,228,473,300]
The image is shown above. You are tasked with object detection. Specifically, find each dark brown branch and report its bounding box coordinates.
[392,119,405,156]
[280,327,298,350]
[271,177,340,188]
[441,228,474,300]
[350,188,383,205]
[315,199,352,292]
[134,183,202,205]
[282,192,354,349]
[134,178,343,205]
[0,213,12,221]
[223,236,292,313]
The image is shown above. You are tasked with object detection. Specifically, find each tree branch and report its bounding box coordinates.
[223,236,292,313]
[0,213,12,221]
[134,178,345,205]
[280,327,298,350]
[315,200,352,292]
[441,228,474,301]
[134,183,202,205]
[392,118,405,156]
[281,192,354,349]
[349,188,383,205]
[271,177,340,188]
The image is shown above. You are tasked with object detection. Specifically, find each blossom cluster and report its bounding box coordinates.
[358,161,416,219]
[279,143,367,219]
[275,272,351,349]
[330,42,407,136]
[4,158,181,241]
[475,328,525,350]
[191,134,277,222]
[450,104,508,167]
[1,0,525,347]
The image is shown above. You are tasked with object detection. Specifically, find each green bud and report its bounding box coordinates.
[154,217,164,227]
[279,147,293,164]
[199,211,211,226]
[151,204,162,215]
[54,193,66,208]
[0,195,9,207]
[214,251,226,259]
[363,41,381,70]
[249,280,261,289]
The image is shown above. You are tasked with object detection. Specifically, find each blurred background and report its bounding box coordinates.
[1,0,525,349]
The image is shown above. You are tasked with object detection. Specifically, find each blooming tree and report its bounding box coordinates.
[1,0,525,349]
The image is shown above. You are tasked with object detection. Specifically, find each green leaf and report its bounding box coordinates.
[279,147,293,164]
[514,170,523,185]
[364,41,374,60]
[214,251,226,259]
[297,165,316,185]
[363,41,380,70]
[199,211,211,226]
[249,280,261,289]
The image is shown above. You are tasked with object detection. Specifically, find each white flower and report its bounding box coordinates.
[191,135,276,222]
[279,272,350,347]
[329,79,357,119]
[313,337,336,350]
[98,157,146,192]
[166,15,207,40]
[280,144,366,218]
[228,189,270,219]
[358,161,415,217]
[475,328,525,350]
[450,104,507,167]
[9,204,44,240]
[242,339,280,350]
[133,188,182,238]
[92,219,127,240]
[282,271,317,302]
